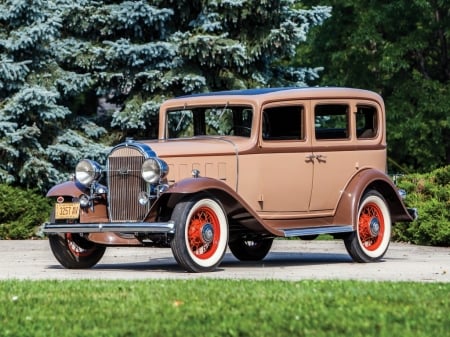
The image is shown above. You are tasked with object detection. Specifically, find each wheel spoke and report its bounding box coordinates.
[187,207,220,259]
[358,202,385,251]
[66,233,96,257]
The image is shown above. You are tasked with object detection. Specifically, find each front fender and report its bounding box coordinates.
[148,177,282,236]
[46,181,108,223]
[333,168,414,228]
[46,181,88,198]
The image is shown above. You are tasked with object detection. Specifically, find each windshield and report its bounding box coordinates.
[167,105,253,139]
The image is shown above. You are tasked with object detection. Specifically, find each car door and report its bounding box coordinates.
[308,99,385,212]
[255,101,313,213]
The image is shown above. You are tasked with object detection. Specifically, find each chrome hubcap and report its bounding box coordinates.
[369,218,380,237]
[201,223,214,244]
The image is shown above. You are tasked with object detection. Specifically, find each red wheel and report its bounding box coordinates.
[358,201,385,251]
[170,195,228,272]
[186,206,221,260]
[344,190,391,262]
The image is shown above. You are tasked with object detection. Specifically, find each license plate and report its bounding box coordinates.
[54,203,80,220]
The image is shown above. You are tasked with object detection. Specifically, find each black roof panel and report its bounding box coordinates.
[177,87,304,98]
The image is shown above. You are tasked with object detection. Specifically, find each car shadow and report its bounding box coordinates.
[47,251,355,274]
[221,251,354,268]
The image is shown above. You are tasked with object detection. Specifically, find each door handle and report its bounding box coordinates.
[316,154,327,162]
[305,154,315,162]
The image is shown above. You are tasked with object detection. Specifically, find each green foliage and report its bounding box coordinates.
[0,184,51,239]
[299,0,450,172]
[0,279,448,337]
[393,166,450,246]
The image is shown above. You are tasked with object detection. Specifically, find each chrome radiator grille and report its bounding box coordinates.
[107,147,150,222]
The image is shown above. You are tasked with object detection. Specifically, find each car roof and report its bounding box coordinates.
[173,87,383,102]
[159,87,385,113]
[177,87,301,97]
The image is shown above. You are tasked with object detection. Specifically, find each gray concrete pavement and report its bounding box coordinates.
[0,240,449,282]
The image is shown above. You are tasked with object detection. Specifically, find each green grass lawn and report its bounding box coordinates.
[0,279,448,337]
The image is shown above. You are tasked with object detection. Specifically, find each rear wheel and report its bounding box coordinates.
[229,238,273,261]
[344,190,391,262]
[170,195,228,272]
[49,233,106,269]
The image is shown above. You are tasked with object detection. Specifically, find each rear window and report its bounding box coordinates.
[356,105,378,139]
[315,104,349,140]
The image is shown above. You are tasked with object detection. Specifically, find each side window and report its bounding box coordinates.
[315,104,349,140]
[262,106,304,140]
[356,105,378,139]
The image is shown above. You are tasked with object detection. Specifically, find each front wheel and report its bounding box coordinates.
[49,233,106,269]
[229,238,273,261]
[344,190,392,262]
[170,195,228,272]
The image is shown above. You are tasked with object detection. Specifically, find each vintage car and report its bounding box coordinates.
[43,87,415,272]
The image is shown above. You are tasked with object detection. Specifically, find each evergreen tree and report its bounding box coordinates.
[0,0,108,191]
[0,0,331,192]
[56,0,331,138]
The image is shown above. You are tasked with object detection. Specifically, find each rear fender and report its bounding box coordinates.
[333,169,413,228]
[148,177,282,236]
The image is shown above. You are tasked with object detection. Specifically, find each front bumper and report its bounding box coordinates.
[42,221,175,234]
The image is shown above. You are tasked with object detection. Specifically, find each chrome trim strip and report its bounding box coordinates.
[43,221,175,234]
[283,225,354,237]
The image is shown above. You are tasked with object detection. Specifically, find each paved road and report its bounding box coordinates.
[0,240,449,282]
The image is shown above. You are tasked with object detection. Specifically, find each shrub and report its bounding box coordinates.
[393,166,450,246]
[0,185,52,239]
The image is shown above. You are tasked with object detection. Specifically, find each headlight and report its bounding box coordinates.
[141,158,169,184]
[75,159,102,187]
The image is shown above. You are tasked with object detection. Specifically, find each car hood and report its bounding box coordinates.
[142,137,252,157]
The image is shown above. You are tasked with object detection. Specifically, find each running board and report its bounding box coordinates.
[282,225,354,237]
[42,221,175,234]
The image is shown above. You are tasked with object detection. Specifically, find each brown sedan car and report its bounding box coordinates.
[43,87,415,272]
